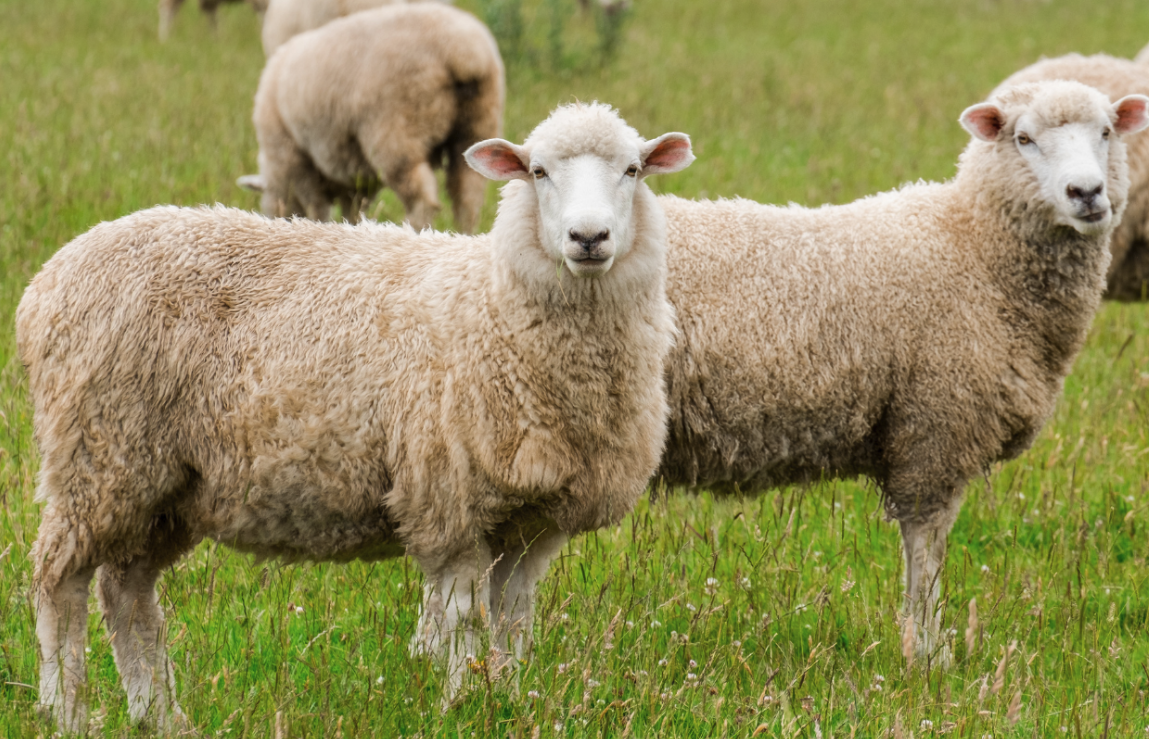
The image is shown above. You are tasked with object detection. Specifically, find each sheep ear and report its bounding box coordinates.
[1113,94,1149,135]
[640,133,695,176]
[465,139,531,181]
[960,103,1006,142]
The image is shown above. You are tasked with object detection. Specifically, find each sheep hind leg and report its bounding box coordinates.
[446,145,486,234]
[36,566,95,734]
[898,505,959,669]
[96,521,195,732]
[386,161,441,232]
[489,527,567,668]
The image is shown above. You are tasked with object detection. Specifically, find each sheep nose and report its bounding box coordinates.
[1066,183,1104,205]
[569,228,610,252]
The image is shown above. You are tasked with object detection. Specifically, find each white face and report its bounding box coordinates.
[525,151,641,277]
[1012,112,1114,235]
[960,91,1149,237]
[465,129,694,278]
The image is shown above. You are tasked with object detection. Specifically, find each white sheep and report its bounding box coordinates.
[19,103,692,734]
[995,53,1149,299]
[655,80,1148,664]
[261,0,440,57]
[158,0,267,41]
[238,3,503,234]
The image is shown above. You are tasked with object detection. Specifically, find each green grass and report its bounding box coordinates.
[3,0,1149,735]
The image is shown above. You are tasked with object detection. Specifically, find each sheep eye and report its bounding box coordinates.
[1102,128,1111,140]
[532,167,547,179]
[1016,133,1032,146]
[625,164,639,177]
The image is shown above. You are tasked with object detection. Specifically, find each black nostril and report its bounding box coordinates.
[568,228,610,250]
[1067,184,1103,201]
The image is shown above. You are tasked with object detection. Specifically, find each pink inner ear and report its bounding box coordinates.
[1114,97,1149,135]
[962,104,1005,142]
[645,137,692,170]
[472,143,528,178]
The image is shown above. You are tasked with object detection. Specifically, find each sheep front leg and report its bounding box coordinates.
[416,543,494,701]
[898,502,960,668]
[96,559,187,732]
[489,528,567,666]
[37,567,95,734]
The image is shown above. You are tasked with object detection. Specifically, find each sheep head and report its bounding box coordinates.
[960,80,1149,236]
[465,102,694,278]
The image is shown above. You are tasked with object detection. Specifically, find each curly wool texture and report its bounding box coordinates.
[18,108,676,591]
[996,53,1149,300]
[252,3,504,232]
[658,81,1128,525]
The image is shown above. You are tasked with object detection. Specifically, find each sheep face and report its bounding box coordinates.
[465,104,693,278]
[961,83,1149,236]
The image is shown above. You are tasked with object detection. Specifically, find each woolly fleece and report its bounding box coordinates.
[251,2,503,233]
[261,0,430,57]
[657,80,1136,660]
[20,103,677,730]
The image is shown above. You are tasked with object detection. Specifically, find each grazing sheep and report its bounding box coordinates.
[238,3,503,234]
[996,53,1149,299]
[261,0,436,57]
[656,81,1147,664]
[158,0,267,41]
[20,103,693,734]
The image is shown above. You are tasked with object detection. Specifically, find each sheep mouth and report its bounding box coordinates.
[565,255,613,276]
[1077,210,1107,223]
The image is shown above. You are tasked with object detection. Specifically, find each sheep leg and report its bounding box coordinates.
[388,162,441,232]
[489,528,567,665]
[96,552,189,731]
[36,566,95,734]
[408,581,443,658]
[416,544,494,701]
[898,507,958,668]
[337,193,362,224]
[446,145,486,234]
[157,0,184,40]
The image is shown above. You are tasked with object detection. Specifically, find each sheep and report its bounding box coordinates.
[238,3,503,235]
[158,0,267,41]
[994,53,1149,300]
[261,0,435,57]
[655,80,1148,665]
[19,102,693,734]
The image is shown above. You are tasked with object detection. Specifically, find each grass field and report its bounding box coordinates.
[3,0,1149,735]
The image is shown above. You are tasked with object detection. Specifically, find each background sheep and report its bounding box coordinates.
[261,0,443,57]
[656,81,1148,664]
[19,103,692,733]
[994,53,1149,300]
[158,0,267,40]
[238,3,503,233]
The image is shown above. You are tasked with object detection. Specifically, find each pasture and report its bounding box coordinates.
[3,0,1149,735]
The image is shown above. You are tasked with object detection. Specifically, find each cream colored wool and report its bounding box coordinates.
[21,104,682,732]
[997,53,1149,299]
[658,81,1140,664]
[158,0,266,40]
[262,0,444,57]
[249,3,503,233]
